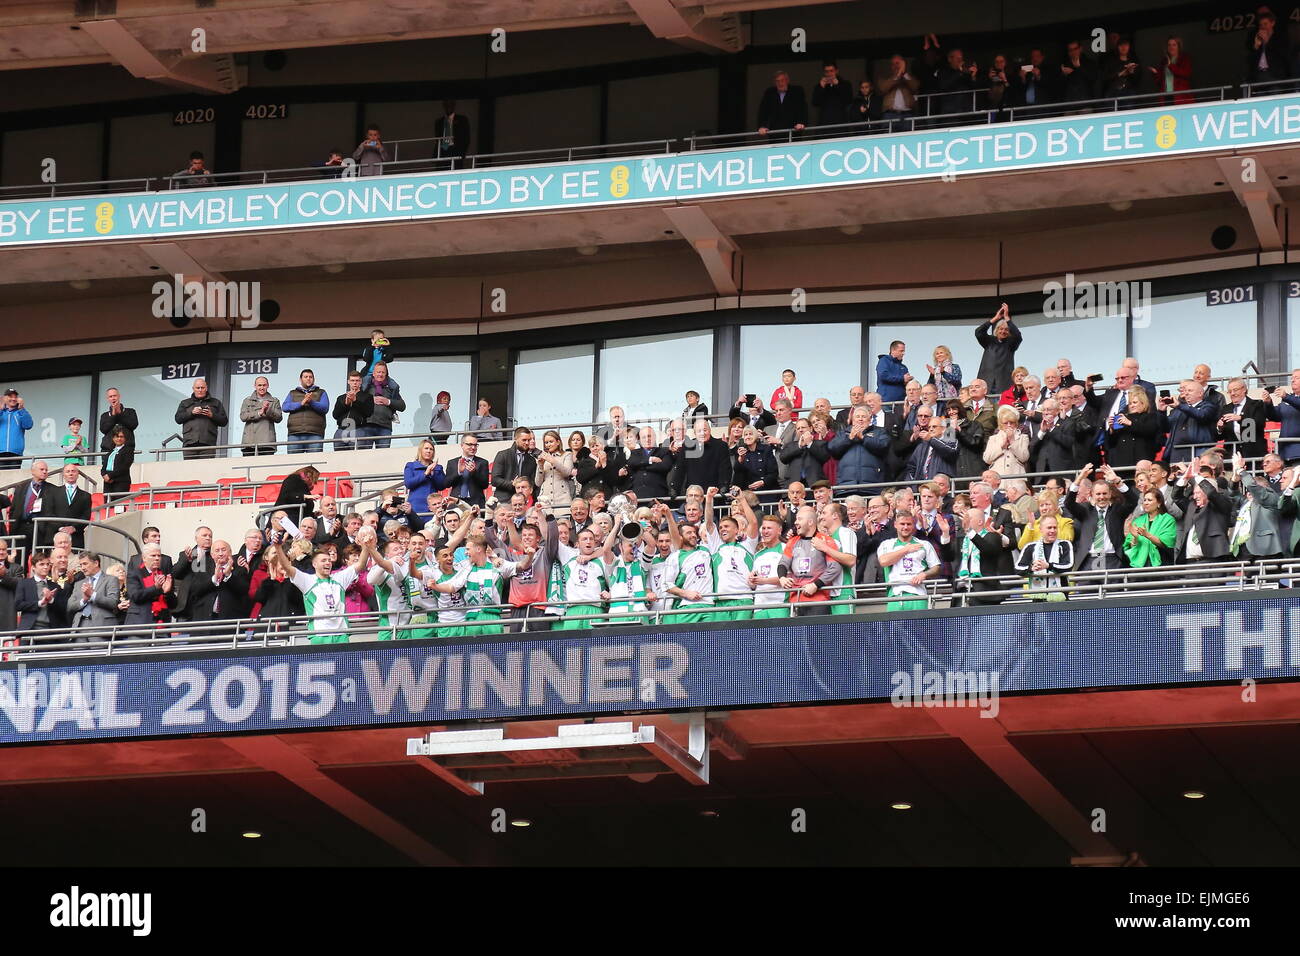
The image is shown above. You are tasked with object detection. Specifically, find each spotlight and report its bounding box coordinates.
[69,279,91,290]
[576,245,599,256]
[1182,790,1206,800]
[840,224,863,235]
[241,831,262,839]
[890,802,913,810]
[510,818,532,828]
[322,263,345,274]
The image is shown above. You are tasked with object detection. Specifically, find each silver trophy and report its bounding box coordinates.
[608,494,641,539]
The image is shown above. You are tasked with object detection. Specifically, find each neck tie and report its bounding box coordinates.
[923,445,934,475]
[1093,509,1106,554]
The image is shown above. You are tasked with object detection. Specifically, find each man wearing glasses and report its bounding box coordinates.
[449,437,490,507]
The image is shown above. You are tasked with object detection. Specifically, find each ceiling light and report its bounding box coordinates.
[510,818,532,828]
[840,224,863,235]
[1182,790,1206,800]
[1108,200,1132,212]
[890,802,913,810]
[241,831,262,838]
[68,279,91,290]
[698,809,720,818]
[575,245,599,256]
[322,263,345,274]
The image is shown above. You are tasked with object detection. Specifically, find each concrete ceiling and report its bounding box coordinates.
[0,0,839,73]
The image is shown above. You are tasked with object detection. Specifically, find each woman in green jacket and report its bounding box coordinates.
[1123,490,1177,567]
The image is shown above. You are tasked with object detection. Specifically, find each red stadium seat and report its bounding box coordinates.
[256,476,287,504]
[156,480,199,508]
[217,477,256,505]
[319,471,353,498]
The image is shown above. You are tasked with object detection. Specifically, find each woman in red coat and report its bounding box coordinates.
[1150,36,1193,106]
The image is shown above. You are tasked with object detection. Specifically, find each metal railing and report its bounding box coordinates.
[1,558,1294,662]
[0,81,1287,203]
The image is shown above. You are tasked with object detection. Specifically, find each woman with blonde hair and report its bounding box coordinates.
[982,405,1029,476]
[536,428,577,510]
[926,345,962,401]
[1018,489,1075,548]
[403,439,446,517]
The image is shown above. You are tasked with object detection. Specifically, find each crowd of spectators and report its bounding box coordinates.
[6,301,1300,647]
[154,12,1296,189]
[757,12,1300,132]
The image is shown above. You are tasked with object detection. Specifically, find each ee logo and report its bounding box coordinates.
[1154,114,1177,150]
[94,201,115,234]
[610,164,630,198]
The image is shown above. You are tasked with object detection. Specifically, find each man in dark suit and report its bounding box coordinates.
[99,386,139,452]
[729,396,777,432]
[434,100,471,160]
[1065,464,1138,571]
[901,412,958,482]
[50,463,93,551]
[811,60,853,126]
[1052,387,1097,471]
[0,539,23,632]
[491,427,538,501]
[187,539,253,623]
[1030,397,1077,475]
[1161,380,1219,464]
[447,435,491,507]
[672,416,731,500]
[1175,469,1235,563]
[779,417,831,487]
[756,70,808,134]
[126,546,176,627]
[1216,377,1275,461]
[953,507,1013,605]
[15,551,70,633]
[10,460,56,557]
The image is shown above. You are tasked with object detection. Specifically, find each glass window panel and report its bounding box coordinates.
[868,311,1127,396]
[513,345,594,430]
[391,356,474,446]
[108,113,216,182]
[228,357,349,448]
[101,369,209,456]
[1133,292,1257,386]
[739,323,861,411]
[3,123,103,187]
[599,331,713,426]
[1283,293,1300,371]
[2,375,93,461]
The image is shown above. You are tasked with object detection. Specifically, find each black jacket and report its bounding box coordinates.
[434,112,472,157]
[331,391,375,435]
[730,442,779,492]
[672,436,731,497]
[50,484,93,550]
[779,438,830,486]
[575,446,627,497]
[492,446,538,498]
[811,77,853,125]
[445,455,491,506]
[126,562,176,625]
[99,405,139,452]
[1065,483,1139,569]
[188,566,253,622]
[174,395,229,447]
[626,447,675,500]
[103,445,136,494]
[1216,396,1276,460]
[756,85,808,130]
[1175,478,1236,561]
[10,478,58,549]
[15,577,71,630]
[253,576,304,619]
